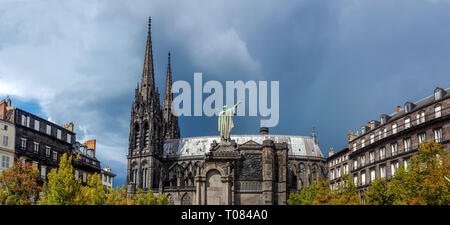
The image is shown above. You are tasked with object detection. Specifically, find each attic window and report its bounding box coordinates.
[435,89,443,100]
[404,103,412,113]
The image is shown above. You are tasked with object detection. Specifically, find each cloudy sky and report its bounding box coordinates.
[1,0,450,187]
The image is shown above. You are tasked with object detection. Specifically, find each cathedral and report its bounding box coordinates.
[126,18,327,205]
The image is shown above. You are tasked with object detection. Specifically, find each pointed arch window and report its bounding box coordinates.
[144,122,150,147]
[134,124,140,149]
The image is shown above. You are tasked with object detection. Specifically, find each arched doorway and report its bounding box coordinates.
[206,169,222,205]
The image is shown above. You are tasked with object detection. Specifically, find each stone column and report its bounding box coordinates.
[275,144,288,205]
[221,176,232,205]
[194,176,203,205]
[262,140,274,205]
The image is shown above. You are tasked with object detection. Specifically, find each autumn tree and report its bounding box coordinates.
[287,182,318,205]
[133,189,171,205]
[365,178,394,205]
[157,193,170,205]
[0,158,41,205]
[38,153,83,205]
[387,141,450,205]
[79,173,106,205]
[328,174,360,205]
[313,177,333,205]
[105,185,134,205]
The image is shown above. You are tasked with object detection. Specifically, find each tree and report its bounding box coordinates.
[387,141,450,205]
[329,174,360,205]
[0,158,40,205]
[80,173,106,205]
[313,177,333,205]
[157,194,170,205]
[364,178,393,205]
[105,185,134,205]
[287,183,318,205]
[38,153,83,205]
[133,189,171,205]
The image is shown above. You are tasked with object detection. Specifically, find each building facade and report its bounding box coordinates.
[327,147,350,191]
[0,99,15,173]
[0,99,102,185]
[73,139,101,183]
[101,167,116,189]
[327,87,450,199]
[126,18,328,205]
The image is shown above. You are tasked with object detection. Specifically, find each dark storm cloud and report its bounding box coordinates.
[1,0,450,186]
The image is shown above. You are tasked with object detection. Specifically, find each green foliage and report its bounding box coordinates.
[38,153,83,205]
[313,177,333,205]
[364,141,450,205]
[386,141,450,205]
[157,194,170,205]
[132,189,170,205]
[287,183,318,205]
[0,158,41,205]
[365,178,393,205]
[329,174,360,205]
[80,173,106,205]
[105,185,133,205]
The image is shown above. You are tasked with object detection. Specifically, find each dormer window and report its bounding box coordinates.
[434,88,443,100]
[404,102,413,113]
[370,121,376,129]
[361,126,367,135]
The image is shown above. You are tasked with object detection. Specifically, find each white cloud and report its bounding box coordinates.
[0,0,268,185]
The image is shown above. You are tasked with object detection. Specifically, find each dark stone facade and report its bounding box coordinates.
[126,18,327,204]
[237,154,262,181]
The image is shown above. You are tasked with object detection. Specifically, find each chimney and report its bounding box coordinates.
[396,106,401,112]
[348,132,358,141]
[329,147,334,157]
[63,122,74,132]
[260,127,269,135]
[83,139,96,157]
[0,99,6,119]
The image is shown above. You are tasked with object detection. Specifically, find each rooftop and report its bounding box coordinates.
[163,134,324,158]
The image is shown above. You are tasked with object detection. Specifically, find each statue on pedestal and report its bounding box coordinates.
[218,102,241,144]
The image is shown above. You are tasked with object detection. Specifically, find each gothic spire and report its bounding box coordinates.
[163,51,180,139]
[140,17,155,101]
[163,51,173,110]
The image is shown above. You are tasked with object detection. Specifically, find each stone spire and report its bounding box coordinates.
[163,51,180,139]
[312,126,318,144]
[140,17,155,101]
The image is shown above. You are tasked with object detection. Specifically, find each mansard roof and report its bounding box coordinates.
[163,134,324,159]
